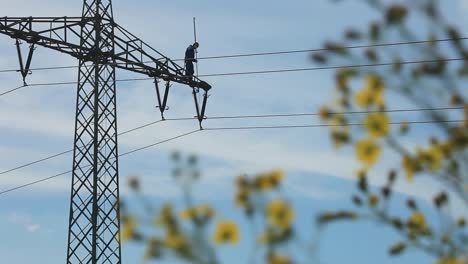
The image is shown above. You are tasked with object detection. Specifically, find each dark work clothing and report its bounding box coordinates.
[186,61,194,77]
[185,45,196,62]
[185,44,197,76]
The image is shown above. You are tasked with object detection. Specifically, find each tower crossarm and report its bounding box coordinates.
[112,25,211,91]
[0,16,91,58]
[0,16,212,91]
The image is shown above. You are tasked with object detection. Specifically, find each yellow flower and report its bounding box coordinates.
[437,257,468,264]
[355,88,372,108]
[268,169,285,187]
[355,139,381,166]
[355,75,385,108]
[180,208,197,220]
[363,112,390,138]
[365,74,385,93]
[120,217,137,242]
[235,189,250,208]
[254,175,274,191]
[402,155,421,181]
[155,204,175,227]
[417,147,443,172]
[269,254,292,264]
[164,232,188,250]
[144,238,161,260]
[213,221,240,244]
[319,106,332,120]
[458,217,466,227]
[267,200,295,229]
[180,204,215,220]
[408,212,426,229]
[331,113,347,126]
[368,194,379,207]
[330,129,350,149]
[197,204,215,218]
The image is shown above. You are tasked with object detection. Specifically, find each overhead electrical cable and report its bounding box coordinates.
[0,57,466,97]
[0,37,466,74]
[0,119,464,196]
[0,106,463,176]
[0,129,200,196]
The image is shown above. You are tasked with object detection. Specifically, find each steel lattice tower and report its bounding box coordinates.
[0,0,211,262]
[67,1,121,263]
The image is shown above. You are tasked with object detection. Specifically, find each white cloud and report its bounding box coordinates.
[26,224,41,233]
[7,212,42,233]
[0,0,464,213]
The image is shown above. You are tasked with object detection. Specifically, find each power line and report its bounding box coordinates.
[192,37,468,60]
[0,106,463,176]
[198,58,466,77]
[203,106,463,120]
[1,57,466,98]
[0,120,166,175]
[0,170,72,196]
[0,37,466,74]
[0,129,200,196]
[0,119,463,196]
[119,130,199,157]
[204,119,463,131]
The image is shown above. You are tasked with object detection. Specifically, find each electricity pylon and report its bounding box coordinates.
[0,1,211,263]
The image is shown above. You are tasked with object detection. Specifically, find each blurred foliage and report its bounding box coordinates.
[313,0,468,263]
[121,153,309,263]
[121,0,468,263]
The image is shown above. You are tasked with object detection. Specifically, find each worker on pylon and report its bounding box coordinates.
[184,42,199,79]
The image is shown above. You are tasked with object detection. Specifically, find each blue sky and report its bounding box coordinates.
[0,0,467,263]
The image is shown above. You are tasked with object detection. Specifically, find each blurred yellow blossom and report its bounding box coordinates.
[319,106,333,120]
[268,253,292,264]
[355,88,379,108]
[254,175,274,191]
[164,232,188,250]
[331,129,350,149]
[155,204,175,227]
[213,221,240,244]
[180,204,215,220]
[365,74,385,93]
[144,238,161,260]
[437,257,468,264]
[355,76,385,108]
[120,217,137,242]
[267,200,295,229]
[355,139,382,166]
[235,189,250,208]
[331,113,347,126]
[402,155,421,181]
[269,169,285,187]
[408,212,427,229]
[368,194,379,207]
[417,147,443,172]
[180,207,197,220]
[363,112,390,138]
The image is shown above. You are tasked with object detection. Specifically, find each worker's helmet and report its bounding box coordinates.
[193,42,200,48]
